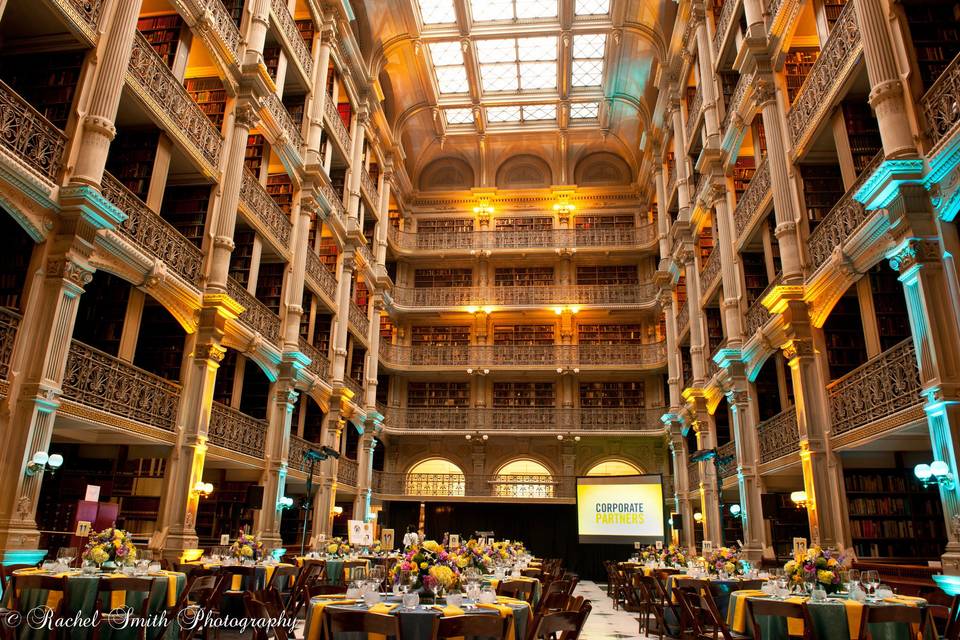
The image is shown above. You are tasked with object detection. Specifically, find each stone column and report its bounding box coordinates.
[694,13,721,148]
[682,251,707,383]
[468,439,486,497]
[711,185,744,343]
[312,406,346,539]
[284,193,311,351]
[724,373,768,561]
[670,104,692,219]
[330,253,355,384]
[668,428,695,552]
[654,167,672,264]
[852,0,915,158]
[363,295,384,409]
[375,167,392,266]
[658,291,683,411]
[345,109,369,226]
[70,0,145,186]
[352,421,381,521]
[244,0,271,67]
[257,374,298,547]
[208,104,261,292]
[305,25,334,169]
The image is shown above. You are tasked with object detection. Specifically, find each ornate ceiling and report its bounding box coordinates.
[350,0,675,193]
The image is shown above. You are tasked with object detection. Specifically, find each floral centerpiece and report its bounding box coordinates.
[658,544,687,566]
[784,545,845,593]
[455,539,493,573]
[701,546,744,576]
[230,532,263,562]
[83,528,137,567]
[390,540,461,594]
[325,537,351,556]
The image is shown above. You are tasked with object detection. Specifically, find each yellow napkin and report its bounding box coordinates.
[432,604,465,616]
[370,603,399,615]
[844,599,864,640]
[230,574,243,591]
[884,596,926,606]
[783,596,807,637]
[476,603,517,640]
[496,596,527,605]
[264,565,276,587]
[305,599,359,640]
[151,571,183,608]
[730,590,769,633]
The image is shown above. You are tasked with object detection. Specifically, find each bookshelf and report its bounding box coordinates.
[754,120,768,158]
[676,274,687,308]
[417,218,475,234]
[720,71,738,114]
[296,19,315,45]
[266,173,294,215]
[255,261,285,314]
[407,382,470,407]
[741,253,768,307]
[697,226,714,267]
[161,184,211,248]
[823,0,848,31]
[705,307,724,353]
[0,50,85,130]
[493,325,555,345]
[579,381,645,408]
[767,218,782,276]
[414,268,473,288]
[411,326,471,345]
[379,316,394,342]
[230,230,256,286]
[495,267,554,287]
[337,101,352,129]
[800,165,845,231]
[575,215,635,229]
[0,215,33,310]
[841,101,883,177]
[263,45,281,80]
[493,382,556,407]
[299,291,312,341]
[314,313,332,353]
[72,273,129,357]
[576,265,638,285]
[133,298,186,382]
[901,0,960,91]
[318,237,339,269]
[283,93,306,129]
[239,359,271,419]
[137,14,184,68]
[680,346,693,388]
[349,344,365,383]
[185,76,227,128]
[577,324,645,345]
[212,351,237,406]
[222,0,244,28]
[763,493,811,560]
[733,157,755,200]
[106,131,158,201]
[245,134,267,175]
[354,280,369,308]
[822,290,868,380]
[195,480,253,546]
[868,265,911,351]
[495,216,552,232]
[844,464,946,560]
[784,49,820,104]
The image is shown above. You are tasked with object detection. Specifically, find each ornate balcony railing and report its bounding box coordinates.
[63,0,106,34]
[289,435,321,475]
[687,462,700,488]
[744,277,779,337]
[717,441,738,479]
[320,180,347,219]
[700,247,721,293]
[383,406,666,432]
[270,0,313,79]
[356,242,375,271]
[305,252,338,302]
[677,300,689,332]
[0,307,19,382]
[210,402,267,458]
[349,300,369,337]
[360,169,379,210]
[102,173,206,288]
[128,33,222,171]
[299,338,330,380]
[240,169,292,250]
[733,160,771,239]
[62,340,180,432]
[344,376,363,399]
[391,283,657,308]
[786,2,861,149]
[722,70,753,132]
[686,89,703,141]
[378,341,667,369]
[186,0,243,62]
[324,93,352,154]
[374,472,572,499]
[263,93,304,151]
[714,0,738,54]
[227,278,282,345]
[922,52,960,154]
[388,225,657,252]
[757,406,799,463]
[337,458,358,486]
[827,339,922,436]
[0,79,67,182]
[807,152,883,273]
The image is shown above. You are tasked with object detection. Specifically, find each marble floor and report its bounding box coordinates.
[576,580,643,640]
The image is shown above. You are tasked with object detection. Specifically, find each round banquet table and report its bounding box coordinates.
[304,594,532,640]
[659,573,763,635]
[485,576,542,608]
[726,590,936,640]
[295,557,372,583]
[9,568,185,640]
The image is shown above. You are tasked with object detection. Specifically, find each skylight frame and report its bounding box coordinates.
[428,41,471,95]
[484,103,559,126]
[417,0,458,25]
[469,0,558,23]
[571,33,608,88]
[476,35,559,94]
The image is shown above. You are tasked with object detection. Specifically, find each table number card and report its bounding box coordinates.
[75,520,91,537]
[478,537,487,547]
[449,534,460,548]
[382,529,395,550]
[634,542,641,549]
[656,540,663,550]
[219,534,230,546]
[793,537,807,556]
[702,540,713,554]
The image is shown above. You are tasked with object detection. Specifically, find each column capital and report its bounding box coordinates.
[888,238,940,275]
[781,338,816,362]
[194,343,226,363]
[235,101,261,129]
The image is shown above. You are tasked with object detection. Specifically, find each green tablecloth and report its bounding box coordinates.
[486,576,542,608]
[726,590,934,640]
[296,557,371,584]
[10,570,185,640]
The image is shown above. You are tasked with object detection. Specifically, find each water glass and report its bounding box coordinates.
[479,587,497,604]
[446,592,463,607]
[466,583,481,601]
[363,590,381,606]
[864,570,880,600]
[402,592,419,609]
[846,569,860,594]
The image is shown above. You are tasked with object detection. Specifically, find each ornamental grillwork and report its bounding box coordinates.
[687,462,700,487]
[383,407,665,432]
[320,180,347,218]
[189,0,243,61]
[102,173,205,287]
[375,473,571,499]
[744,277,779,337]
[361,169,379,210]
[677,301,689,332]
[226,277,282,344]
[356,242,375,270]
[0,308,20,382]
[807,152,883,272]
[827,339,922,435]
[289,435,321,474]
[240,169,292,249]
[338,458,358,486]
[717,441,737,479]
[349,300,369,337]
[733,160,770,239]
[492,475,556,498]
[64,0,105,33]
[378,342,666,368]
[722,70,753,132]
[209,402,267,458]
[62,341,180,431]
[757,406,799,463]
[390,283,656,307]
[271,0,313,79]
[344,375,363,399]
[128,33,222,170]
[403,473,466,497]
[700,246,721,291]
[714,0,737,53]
[389,225,656,251]
[324,93,352,152]
[263,93,304,151]
[786,2,861,147]
[0,80,67,182]
[922,52,960,152]
[299,338,330,379]
[686,89,703,141]
[305,251,338,301]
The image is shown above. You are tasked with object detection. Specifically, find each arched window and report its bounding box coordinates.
[406,458,465,496]
[585,459,643,476]
[494,459,554,498]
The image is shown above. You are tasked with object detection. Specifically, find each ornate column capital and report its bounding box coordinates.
[781,338,816,362]
[888,238,940,274]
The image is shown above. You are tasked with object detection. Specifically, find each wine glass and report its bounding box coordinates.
[57,547,77,570]
[864,570,880,600]
[370,565,386,592]
[430,580,442,605]
[846,568,861,594]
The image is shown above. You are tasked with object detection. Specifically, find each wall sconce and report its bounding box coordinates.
[553,201,575,223]
[332,506,344,516]
[192,481,214,498]
[473,203,494,226]
[693,511,703,523]
[25,451,63,476]
[790,490,808,509]
[915,461,955,490]
[277,496,294,510]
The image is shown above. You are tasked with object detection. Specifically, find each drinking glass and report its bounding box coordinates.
[57,547,77,569]
[370,565,386,592]
[864,570,880,600]
[430,581,442,604]
[846,569,861,594]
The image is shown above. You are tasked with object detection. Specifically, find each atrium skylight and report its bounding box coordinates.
[486,104,557,124]
[570,102,600,119]
[571,33,607,87]
[476,37,558,93]
[429,42,470,94]
[470,0,557,22]
[444,108,475,125]
[417,0,457,24]
[575,0,610,15]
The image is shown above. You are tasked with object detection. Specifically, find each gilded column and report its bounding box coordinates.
[312,406,346,539]
[668,429,695,552]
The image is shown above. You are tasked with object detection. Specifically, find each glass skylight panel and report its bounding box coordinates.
[515,0,557,19]
[418,0,458,24]
[444,108,475,125]
[523,104,557,121]
[476,37,557,93]
[570,102,600,119]
[517,36,557,61]
[571,33,607,87]
[470,0,556,22]
[429,42,469,94]
[519,62,557,89]
[487,105,522,122]
[481,63,519,91]
[573,33,607,58]
[572,60,604,86]
[476,39,516,63]
[430,41,464,62]
[575,0,609,15]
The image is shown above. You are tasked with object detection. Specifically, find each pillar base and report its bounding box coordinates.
[942,543,960,575]
[0,520,42,552]
[160,529,201,562]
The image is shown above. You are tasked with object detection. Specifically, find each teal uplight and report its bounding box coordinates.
[3,550,47,566]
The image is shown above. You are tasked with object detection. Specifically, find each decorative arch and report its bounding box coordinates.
[406,457,465,496]
[418,157,475,191]
[493,458,554,498]
[495,154,552,189]
[574,152,632,186]
[584,459,644,476]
